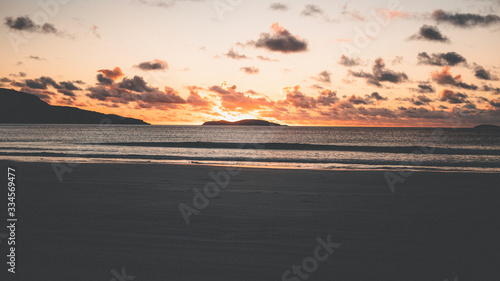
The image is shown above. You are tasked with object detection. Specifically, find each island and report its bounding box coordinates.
[202,119,286,126]
[473,124,500,130]
[0,88,149,125]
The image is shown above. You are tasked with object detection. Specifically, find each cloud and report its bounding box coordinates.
[208,83,274,112]
[257,55,279,62]
[240,66,259,74]
[302,4,323,17]
[348,95,370,105]
[431,67,478,90]
[341,1,365,21]
[137,0,175,9]
[186,86,212,108]
[281,86,316,108]
[98,67,124,80]
[317,90,339,106]
[224,49,249,60]
[370,92,388,101]
[432,9,500,28]
[409,25,450,42]
[118,76,154,92]
[27,55,46,61]
[474,65,498,80]
[87,77,186,109]
[91,25,101,39]
[4,16,62,36]
[350,58,408,87]
[417,52,467,66]
[4,16,37,31]
[411,84,436,94]
[250,22,308,53]
[490,99,500,108]
[439,89,470,104]
[96,74,113,85]
[134,59,169,71]
[25,79,47,90]
[269,3,288,11]
[338,55,361,67]
[315,71,332,83]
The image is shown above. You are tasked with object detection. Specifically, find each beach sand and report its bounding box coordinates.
[2,161,499,280]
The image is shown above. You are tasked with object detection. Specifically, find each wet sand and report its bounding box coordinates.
[2,160,499,280]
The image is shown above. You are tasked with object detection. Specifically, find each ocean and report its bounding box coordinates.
[1,124,499,172]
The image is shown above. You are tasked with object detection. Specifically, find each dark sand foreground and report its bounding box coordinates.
[1,161,499,280]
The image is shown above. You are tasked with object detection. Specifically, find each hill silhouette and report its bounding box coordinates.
[202,119,285,126]
[0,88,148,125]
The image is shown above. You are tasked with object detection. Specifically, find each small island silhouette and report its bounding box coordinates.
[0,88,149,125]
[202,119,285,126]
[473,124,500,130]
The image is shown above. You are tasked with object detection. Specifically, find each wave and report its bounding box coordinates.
[93,142,500,156]
[1,151,500,169]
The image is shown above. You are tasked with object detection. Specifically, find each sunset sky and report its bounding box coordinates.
[1,0,500,126]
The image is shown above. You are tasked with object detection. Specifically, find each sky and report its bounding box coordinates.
[1,0,500,126]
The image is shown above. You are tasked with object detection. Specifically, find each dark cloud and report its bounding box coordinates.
[482,85,500,95]
[474,65,498,80]
[315,71,332,83]
[87,81,186,108]
[302,4,323,17]
[269,3,288,11]
[439,89,470,104]
[409,25,450,42]
[25,79,47,90]
[490,99,500,108]
[59,81,81,91]
[280,86,316,108]
[19,72,27,77]
[417,52,467,66]
[24,76,65,90]
[370,92,388,101]
[407,95,433,106]
[4,16,37,31]
[96,74,113,85]
[135,59,168,71]
[317,90,339,106]
[224,49,249,60]
[348,95,370,105]
[412,84,436,94]
[432,9,500,28]
[4,16,60,35]
[117,76,154,92]
[431,67,478,90]
[240,66,259,74]
[350,58,408,87]
[57,89,76,97]
[338,55,361,67]
[250,23,308,53]
[98,67,124,80]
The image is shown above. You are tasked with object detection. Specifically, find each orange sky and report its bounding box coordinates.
[1,0,499,126]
